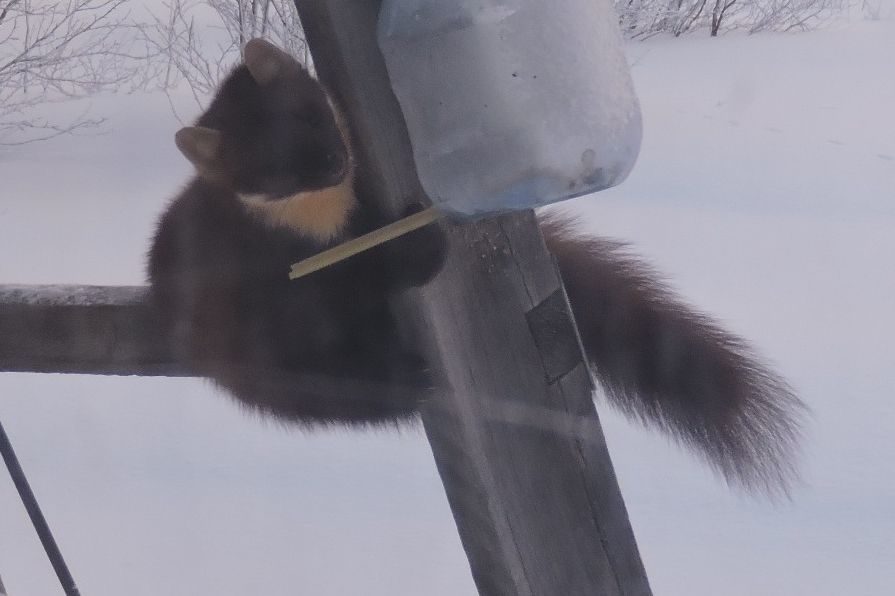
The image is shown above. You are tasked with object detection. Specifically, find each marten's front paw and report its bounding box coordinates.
[390,202,448,287]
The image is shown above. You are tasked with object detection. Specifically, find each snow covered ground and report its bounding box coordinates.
[1,14,894,596]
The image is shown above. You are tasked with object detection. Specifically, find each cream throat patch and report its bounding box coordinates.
[238,177,358,243]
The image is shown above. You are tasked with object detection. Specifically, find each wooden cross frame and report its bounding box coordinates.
[0,1,652,594]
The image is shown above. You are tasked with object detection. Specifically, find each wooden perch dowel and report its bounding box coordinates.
[289,206,441,279]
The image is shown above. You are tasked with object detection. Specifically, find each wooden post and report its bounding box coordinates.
[292,1,651,594]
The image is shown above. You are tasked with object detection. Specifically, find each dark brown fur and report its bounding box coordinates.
[541,215,804,494]
[148,40,445,426]
[149,39,804,494]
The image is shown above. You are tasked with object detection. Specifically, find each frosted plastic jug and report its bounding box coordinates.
[377,0,642,216]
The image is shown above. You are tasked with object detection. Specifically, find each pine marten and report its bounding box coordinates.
[149,39,803,494]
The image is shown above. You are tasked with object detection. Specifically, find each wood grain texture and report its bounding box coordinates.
[0,285,184,376]
[294,1,652,594]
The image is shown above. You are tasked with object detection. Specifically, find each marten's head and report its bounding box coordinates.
[175,39,356,242]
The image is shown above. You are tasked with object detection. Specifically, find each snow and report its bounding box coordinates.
[1,15,894,596]
[0,286,146,306]
[558,19,895,595]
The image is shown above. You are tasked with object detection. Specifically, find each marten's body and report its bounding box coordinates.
[149,39,803,494]
[148,40,443,425]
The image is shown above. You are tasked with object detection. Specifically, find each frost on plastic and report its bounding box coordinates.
[378,0,642,216]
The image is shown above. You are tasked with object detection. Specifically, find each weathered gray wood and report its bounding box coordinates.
[0,286,434,404]
[0,285,446,408]
[0,285,185,377]
[294,2,651,594]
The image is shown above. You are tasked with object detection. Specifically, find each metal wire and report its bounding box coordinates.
[0,419,80,596]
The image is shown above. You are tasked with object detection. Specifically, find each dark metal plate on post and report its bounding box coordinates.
[526,289,583,383]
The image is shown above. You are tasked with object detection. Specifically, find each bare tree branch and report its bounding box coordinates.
[138,0,310,121]
[613,0,843,37]
[0,0,152,144]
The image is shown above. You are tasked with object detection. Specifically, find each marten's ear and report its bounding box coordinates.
[175,127,222,170]
[244,38,291,85]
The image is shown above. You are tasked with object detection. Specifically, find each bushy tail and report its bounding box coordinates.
[540,214,805,496]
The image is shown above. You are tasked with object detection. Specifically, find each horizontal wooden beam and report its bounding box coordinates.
[0,285,186,377]
[0,285,441,404]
